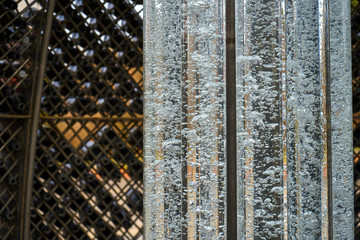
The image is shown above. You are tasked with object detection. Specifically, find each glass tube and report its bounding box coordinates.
[144,0,226,239]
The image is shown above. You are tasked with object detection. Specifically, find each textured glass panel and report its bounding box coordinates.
[236,0,353,239]
[285,1,329,238]
[145,0,352,239]
[236,1,284,238]
[144,0,226,239]
[329,1,353,239]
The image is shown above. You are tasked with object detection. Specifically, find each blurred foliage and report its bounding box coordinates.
[353,0,359,10]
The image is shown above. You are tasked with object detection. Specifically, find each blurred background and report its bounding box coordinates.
[1,0,360,239]
[0,0,143,239]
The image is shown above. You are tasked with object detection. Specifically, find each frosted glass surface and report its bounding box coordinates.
[236,0,353,239]
[236,1,284,238]
[329,1,353,239]
[144,0,353,239]
[144,0,226,239]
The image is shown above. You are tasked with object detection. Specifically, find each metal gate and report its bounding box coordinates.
[29,0,144,239]
[0,0,143,239]
[0,0,48,239]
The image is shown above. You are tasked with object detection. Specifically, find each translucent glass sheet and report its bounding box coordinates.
[236,0,353,239]
[144,0,353,239]
[329,1,353,238]
[144,0,226,239]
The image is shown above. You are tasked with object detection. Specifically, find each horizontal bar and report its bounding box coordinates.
[0,114,31,119]
[39,116,143,121]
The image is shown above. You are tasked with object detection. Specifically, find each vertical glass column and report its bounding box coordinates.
[236,0,353,239]
[329,1,353,239]
[145,0,353,239]
[144,0,226,239]
[236,1,284,238]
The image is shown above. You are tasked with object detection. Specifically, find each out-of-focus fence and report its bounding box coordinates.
[0,0,144,239]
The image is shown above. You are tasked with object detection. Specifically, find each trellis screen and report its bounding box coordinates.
[0,0,47,239]
[29,0,144,239]
[0,0,142,239]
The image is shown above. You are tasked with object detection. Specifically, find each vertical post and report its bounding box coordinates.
[20,1,55,239]
[226,0,237,238]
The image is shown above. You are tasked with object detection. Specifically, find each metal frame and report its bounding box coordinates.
[226,0,237,238]
[20,1,55,239]
[322,0,333,237]
[0,1,50,239]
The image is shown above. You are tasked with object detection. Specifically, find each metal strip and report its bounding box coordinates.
[324,0,333,237]
[319,0,332,238]
[0,114,31,119]
[19,0,56,239]
[39,116,143,121]
[226,0,237,238]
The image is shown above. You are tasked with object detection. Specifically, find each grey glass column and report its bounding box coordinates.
[144,0,226,239]
[144,0,353,239]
